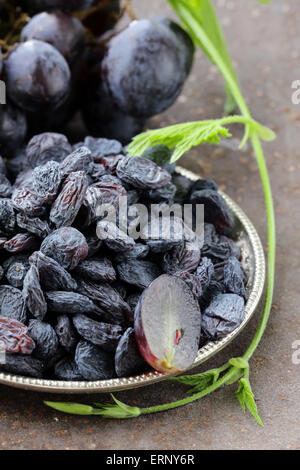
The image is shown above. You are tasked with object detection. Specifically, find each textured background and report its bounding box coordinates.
[0,0,299,450]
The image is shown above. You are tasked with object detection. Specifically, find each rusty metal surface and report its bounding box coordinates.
[0,0,298,450]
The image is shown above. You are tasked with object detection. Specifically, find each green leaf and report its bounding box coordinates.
[170,369,220,394]
[255,0,271,3]
[167,0,239,111]
[45,396,141,419]
[44,401,101,415]
[235,378,264,426]
[128,119,232,162]
[128,115,274,163]
[93,394,141,419]
[250,122,276,142]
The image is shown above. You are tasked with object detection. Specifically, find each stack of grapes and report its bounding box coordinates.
[0,0,194,157]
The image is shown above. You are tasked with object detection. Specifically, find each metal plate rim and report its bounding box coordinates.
[0,166,266,393]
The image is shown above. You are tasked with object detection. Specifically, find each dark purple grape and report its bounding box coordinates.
[102,19,194,118]
[16,213,50,238]
[76,279,130,326]
[174,271,202,299]
[28,319,59,360]
[45,291,97,314]
[90,163,106,181]
[117,260,162,290]
[0,174,12,198]
[5,40,71,113]
[11,186,45,217]
[4,233,39,253]
[0,316,34,354]
[113,281,127,300]
[73,314,123,352]
[32,160,62,201]
[29,251,78,292]
[201,294,245,340]
[115,327,147,378]
[26,132,72,168]
[196,257,214,292]
[155,17,194,75]
[23,265,47,320]
[40,227,88,269]
[83,136,123,161]
[145,183,177,204]
[0,199,15,235]
[84,231,103,258]
[202,224,240,263]
[116,156,171,189]
[190,178,218,194]
[0,103,27,157]
[172,173,193,202]
[84,180,127,221]
[75,340,115,381]
[0,285,26,323]
[190,189,233,235]
[112,243,149,263]
[223,257,246,297]
[4,257,29,288]
[162,242,201,275]
[101,154,124,175]
[21,11,86,64]
[54,357,83,380]
[126,293,140,314]
[0,354,44,378]
[199,280,225,312]
[50,171,89,227]
[59,146,93,178]
[73,257,116,282]
[141,216,185,254]
[55,314,78,353]
[97,221,135,253]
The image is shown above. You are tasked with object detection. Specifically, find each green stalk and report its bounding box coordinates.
[168,0,276,362]
[244,134,275,360]
[140,368,236,415]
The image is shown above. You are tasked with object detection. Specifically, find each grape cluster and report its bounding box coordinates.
[0,0,194,156]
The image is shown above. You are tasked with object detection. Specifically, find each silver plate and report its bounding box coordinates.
[0,167,265,393]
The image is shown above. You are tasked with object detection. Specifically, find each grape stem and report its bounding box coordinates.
[122,0,137,21]
[136,0,276,419]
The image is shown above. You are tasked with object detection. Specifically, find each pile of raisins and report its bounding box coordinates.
[0,133,247,380]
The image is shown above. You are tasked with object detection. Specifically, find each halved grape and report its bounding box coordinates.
[134,274,201,374]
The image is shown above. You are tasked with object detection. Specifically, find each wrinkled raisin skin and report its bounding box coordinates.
[0,317,35,354]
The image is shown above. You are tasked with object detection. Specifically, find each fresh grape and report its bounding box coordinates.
[21,11,86,64]
[102,18,194,118]
[5,40,71,113]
